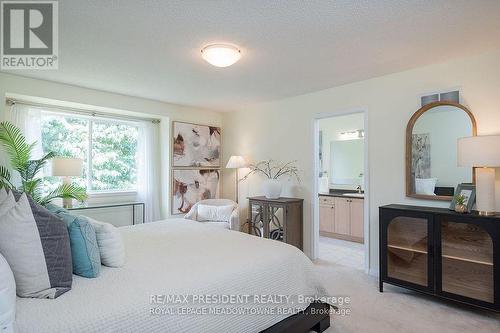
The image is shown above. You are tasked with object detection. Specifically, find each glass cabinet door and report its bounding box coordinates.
[386,216,429,287]
[248,201,264,236]
[268,205,284,241]
[440,220,494,303]
[248,202,284,242]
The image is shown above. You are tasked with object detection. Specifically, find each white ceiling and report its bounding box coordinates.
[6,0,500,111]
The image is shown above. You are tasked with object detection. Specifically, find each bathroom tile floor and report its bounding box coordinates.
[317,236,364,270]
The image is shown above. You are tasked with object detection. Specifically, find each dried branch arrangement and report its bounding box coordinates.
[240,160,300,182]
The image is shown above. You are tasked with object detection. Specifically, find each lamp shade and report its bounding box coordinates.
[225,156,248,169]
[51,158,83,177]
[458,135,500,167]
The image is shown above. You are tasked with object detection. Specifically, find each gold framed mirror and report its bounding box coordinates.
[406,101,477,201]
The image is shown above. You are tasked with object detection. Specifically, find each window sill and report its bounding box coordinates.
[87,190,138,198]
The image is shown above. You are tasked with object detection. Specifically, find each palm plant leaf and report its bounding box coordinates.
[25,151,56,181]
[0,121,35,174]
[0,165,14,189]
[0,121,87,206]
[39,183,88,206]
[23,178,43,197]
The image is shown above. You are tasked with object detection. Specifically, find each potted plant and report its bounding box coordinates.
[454,194,468,213]
[0,121,87,205]
[241,160,300,199]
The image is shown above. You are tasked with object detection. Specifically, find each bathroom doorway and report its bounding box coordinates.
[313,111,369,272]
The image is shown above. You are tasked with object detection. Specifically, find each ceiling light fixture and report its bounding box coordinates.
[201,44,241,67]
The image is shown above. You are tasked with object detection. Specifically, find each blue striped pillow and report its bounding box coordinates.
[46,205,101,278]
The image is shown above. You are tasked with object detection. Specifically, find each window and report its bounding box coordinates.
[41,111,139,193]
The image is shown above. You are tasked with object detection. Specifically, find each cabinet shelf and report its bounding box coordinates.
[442,257,494,303]
[441,221,493,267]
[442,254,493,266]
[387,247,427,286]
[388,244,427,254]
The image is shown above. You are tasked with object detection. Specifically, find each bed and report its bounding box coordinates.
[15,218,330,333]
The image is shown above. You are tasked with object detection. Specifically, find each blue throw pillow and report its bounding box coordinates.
[46,204,101,278]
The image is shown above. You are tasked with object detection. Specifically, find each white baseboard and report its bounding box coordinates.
[368,268,379,277]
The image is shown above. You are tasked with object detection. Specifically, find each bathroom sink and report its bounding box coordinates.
[342,193,364,198]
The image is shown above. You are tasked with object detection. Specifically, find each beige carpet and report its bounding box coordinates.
[313,259,500,333]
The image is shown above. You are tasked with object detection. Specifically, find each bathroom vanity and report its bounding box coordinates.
[319,191,364,243]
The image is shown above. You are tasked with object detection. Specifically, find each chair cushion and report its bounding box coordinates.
[0,193,72,298]
[46,204,101,278]
[197,204,234,222]
[88,218,125,268]
[0,252,15,332]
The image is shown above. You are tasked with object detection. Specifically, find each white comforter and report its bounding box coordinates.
[15,219,325,333]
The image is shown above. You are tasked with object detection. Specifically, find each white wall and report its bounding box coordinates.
[222,50,500,275]
[0,73,223,221]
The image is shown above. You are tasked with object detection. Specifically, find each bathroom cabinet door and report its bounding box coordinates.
[350,198,364,239]
[319,204,334,233]
[334,198,350,235]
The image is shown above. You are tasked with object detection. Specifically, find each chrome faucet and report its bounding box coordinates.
[356,185,362,193]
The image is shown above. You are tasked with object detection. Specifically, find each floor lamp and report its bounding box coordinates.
[458,135,500,215]
[226,156,248,203]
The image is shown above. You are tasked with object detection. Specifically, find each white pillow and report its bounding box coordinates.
[87,218,125,267]
[0,191,16,217]
[0,187,7,203]
[415,178,438,196]
[0,253,16,333]
[197,204,234,222]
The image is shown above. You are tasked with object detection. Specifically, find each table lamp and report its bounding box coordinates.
[51,157,84,208]
[225,156,248,203]
[458,135,500,215]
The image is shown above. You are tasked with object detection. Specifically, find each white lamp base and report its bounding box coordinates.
[476,168,496,216]
[62,176,73,209]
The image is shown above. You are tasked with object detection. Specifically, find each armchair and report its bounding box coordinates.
[184,199,240,231]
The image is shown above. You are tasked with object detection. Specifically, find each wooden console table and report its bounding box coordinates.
[246,196,303,250]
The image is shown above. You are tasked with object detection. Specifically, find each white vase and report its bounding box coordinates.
[263,179,282,199]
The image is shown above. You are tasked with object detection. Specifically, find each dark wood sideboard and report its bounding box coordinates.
[246,196,303,250]
[379,204,500,311]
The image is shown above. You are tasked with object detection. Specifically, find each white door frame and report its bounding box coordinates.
[311,109,370,274]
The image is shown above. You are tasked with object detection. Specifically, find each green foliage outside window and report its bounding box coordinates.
[41,113,138,193]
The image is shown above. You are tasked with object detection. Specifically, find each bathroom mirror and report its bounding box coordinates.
[406,101,477,200]
[330,139,364,186]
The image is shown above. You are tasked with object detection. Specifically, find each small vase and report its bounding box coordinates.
[263,179,282,199]
[455,204,467,214]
